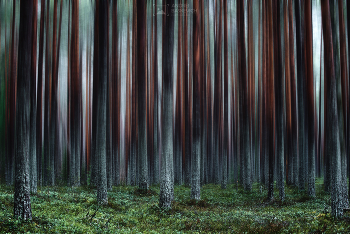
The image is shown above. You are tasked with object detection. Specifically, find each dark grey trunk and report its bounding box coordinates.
[321,0,343,218]
[160,0,175,209]
[30,0,38,194]
[329,0,348,209]
[43,0,51,186]
[36,0,45,188]
[14,0,33,220]
[191,0,201,200]
[305,0,315,198]
[273,0,284,201]
[136,0,149,191]
[96,0,108,205]
[295,0,306,191]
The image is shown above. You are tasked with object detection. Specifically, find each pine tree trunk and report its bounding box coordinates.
[222,0,228,189]
[321,0,343,218]
[136,0,149,191]
[266,0,275,200]
[30,0,38,194]
[43,0,50,186]
[70,0,80,187]
[37,0,45,188]
[14,0,33,220]
[191,0,201,200]
[289,0,298,188]
[295,0,306,191]
[175,2,183,185]
[273,0,284,201]
[305,0,315,198]
[95,0,108,205]
[160,0,175,209]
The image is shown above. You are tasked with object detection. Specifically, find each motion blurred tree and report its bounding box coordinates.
[160,0,175,209]
[14,0,34,220]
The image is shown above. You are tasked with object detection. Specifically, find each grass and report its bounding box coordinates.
[1,178,350,233]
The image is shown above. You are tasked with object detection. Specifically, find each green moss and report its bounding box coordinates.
[0,179,350,233]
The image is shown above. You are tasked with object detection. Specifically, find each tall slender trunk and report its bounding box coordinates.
[43,0,51,186]
[153,0,159,185]
[55,0,63,180]
[159,0,175,209]
[273,0,284,201]
[222,0,228,189]
[284,0,292,186]
[70,0,80,186]
[112,0,119,185]
[95,0,108,205]
[175,1,183,185]
[191,0,201,200]
[14,0,33,220]
[338,0,349,208]
[289,0,298,188]
[214,0,222,185]
[295,0,306,191]
[321,0,343,218]
[130,0,137,186]
[266,0,275,200]
[7,0,17,186]
[49,0,58,186]
[136,0,148,191]
[305,0,315,197]
[237,0,250,191]
[37,0,45,187]
[30,0,38,194]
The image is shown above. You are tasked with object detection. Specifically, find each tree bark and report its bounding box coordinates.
[274,0,284,201]
[266,0,275,200]
[95,0,108,205]
[14,0,33,220]
[136,0,149,191]
[191,0,201,200]
[30,0,38,194]
[70,0,80,186]
[305,0,315,197]
[43,0,51,186]
[36,0,45,187]
[321,0,343,218]
[160,0,175,209]
[295,0,306,191]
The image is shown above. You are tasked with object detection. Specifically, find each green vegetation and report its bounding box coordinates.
[1,178,350,233]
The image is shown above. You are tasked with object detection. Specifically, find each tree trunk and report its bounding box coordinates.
[191,0,201,200]
[160,0,175,209]
[338,0,349,208]
[36,0,45,188]
[136,0,149,191]
[14,0,33,220]
[70,0,80,186]
[289,0,298,188]
[222,0,228,189]
[266,0,275,200]
[95,0,108,205]
[175,0,183,185]
[43,0,51,186]
[30,0,38,194]
[295,0,306,191]
[305,0,315,197]
[321,0,343,218]
[273,0,284,201]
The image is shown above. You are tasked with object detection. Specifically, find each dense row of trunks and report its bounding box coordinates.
[0,0,349,219]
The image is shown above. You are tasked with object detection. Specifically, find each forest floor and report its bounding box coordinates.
[1,178,350,233]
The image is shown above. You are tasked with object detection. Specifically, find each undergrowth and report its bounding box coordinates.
[1,178,350,233]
